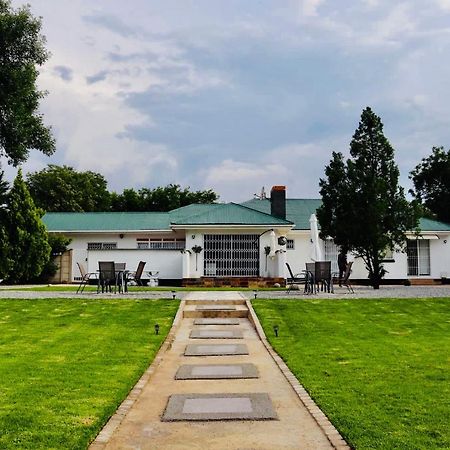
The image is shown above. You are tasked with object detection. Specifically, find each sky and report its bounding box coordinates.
[4,0,450,201]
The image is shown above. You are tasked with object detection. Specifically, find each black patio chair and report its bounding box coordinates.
[126,261,146,287]
[315,261,333,293]
[306,262,317,294]
[76,262,97,294]
[98,261,116,293]
[286,263,314,294]
[114,262,126,293]
[333,261,354,293]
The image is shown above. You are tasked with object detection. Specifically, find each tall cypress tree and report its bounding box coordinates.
[0,168,10,279]
[317,107,420,289]
[6,168,50,283]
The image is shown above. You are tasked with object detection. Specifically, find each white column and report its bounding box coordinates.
[182,250,191,279]
[277,249,287,278]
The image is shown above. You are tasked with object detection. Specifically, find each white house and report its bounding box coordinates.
[43,186,450,286]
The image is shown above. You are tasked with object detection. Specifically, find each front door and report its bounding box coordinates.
[203,234,259,277]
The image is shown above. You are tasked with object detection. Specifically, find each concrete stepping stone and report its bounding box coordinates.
[175,363,259,380]
[189,329,243,339]
[196,305,236,311]
[161,393,278,421]
[194,318,240,325]
[184,343,248,356]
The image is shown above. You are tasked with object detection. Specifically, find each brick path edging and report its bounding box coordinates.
[246,300,351,450]
[89,300,185,450]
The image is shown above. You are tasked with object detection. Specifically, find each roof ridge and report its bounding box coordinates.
[229,202,293,224]
[44,211,169,215]
[170,203,222,224]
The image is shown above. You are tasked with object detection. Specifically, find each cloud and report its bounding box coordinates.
[7,0,450,203]
[436,0,450,11]
[53,65,73,81]
[82,12,138,38]
[299,0,325,17]
[86,70,109,84]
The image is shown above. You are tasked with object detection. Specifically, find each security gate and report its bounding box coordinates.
[407,239,430,276]
[203,234,259,277]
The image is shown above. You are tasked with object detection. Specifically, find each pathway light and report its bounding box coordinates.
[273,324,279,337]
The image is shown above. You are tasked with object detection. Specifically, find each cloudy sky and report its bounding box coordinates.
[5,0,450,201]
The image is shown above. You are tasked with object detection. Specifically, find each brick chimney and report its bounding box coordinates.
[270,185,286,220]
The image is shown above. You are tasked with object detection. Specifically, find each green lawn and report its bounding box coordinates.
[0,298,179,450]
[253,298,450,450]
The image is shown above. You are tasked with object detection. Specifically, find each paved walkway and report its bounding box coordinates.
[1,285,449,300]
[90,292,345,450]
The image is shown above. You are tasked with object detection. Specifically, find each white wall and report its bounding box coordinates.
[285,231,450,280]
[182,227,289,278]
[86,249,182,279]
[431,236,450,278]
[65,232,184,281]
[60,229,450,282]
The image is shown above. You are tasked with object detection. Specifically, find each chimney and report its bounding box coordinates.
[270,185,286,220]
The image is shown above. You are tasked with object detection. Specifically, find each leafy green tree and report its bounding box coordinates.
[110,184,218,212]
[26,165,111,212]
[0,0,55,165]
[6,169,50,283]
[317,107,420,289]
[410,146,450,223]
[110,188,142,212]
[0,169,11,279]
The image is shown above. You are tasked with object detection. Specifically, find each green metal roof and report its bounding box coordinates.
[242,198,450,232]
[43,212,171,231]
[171,202,293,226]
[418,217,450,232]
[43,203,292,231]
[42,200,450,233]
[242,199,322,230]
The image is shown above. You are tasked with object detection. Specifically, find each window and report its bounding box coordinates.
[407,239,430,276]
[136,238,185,250]
[382,247,394,262]
[286,239,295,250]
[324,239,339,273]
[204,234,259,277]
[87,242,117,250]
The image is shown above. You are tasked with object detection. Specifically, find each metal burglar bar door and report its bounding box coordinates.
[204,234,259,277]
[407,239,430,276]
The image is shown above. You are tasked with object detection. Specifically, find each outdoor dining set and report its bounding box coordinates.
[286,261,354,294]
[76,261,158,294]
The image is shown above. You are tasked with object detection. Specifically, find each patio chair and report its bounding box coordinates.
[126,261,146,287]
[286,263,314,294]
[76,262,97,294]
[98,261,117,293]
[305,262,317,294]
[315,261,333,293]
[114,262,126,293]
[338,261,354,293]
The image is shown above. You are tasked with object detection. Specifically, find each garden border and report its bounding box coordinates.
[89,299,185,449]
[246,299,351,450]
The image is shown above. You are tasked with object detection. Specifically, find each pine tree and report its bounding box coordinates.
[317,107,420,289]
[0,168,10,279]
[6,169,50,283]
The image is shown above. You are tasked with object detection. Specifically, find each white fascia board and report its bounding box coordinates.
[48,229,174,234]
[406,233,441,240]
[171,224,293,230]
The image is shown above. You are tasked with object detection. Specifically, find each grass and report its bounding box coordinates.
[0,298,179,450]
[253,297,450,450]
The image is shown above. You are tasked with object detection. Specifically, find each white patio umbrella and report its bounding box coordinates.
[269,230,277,257]
[309,213,323,261]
